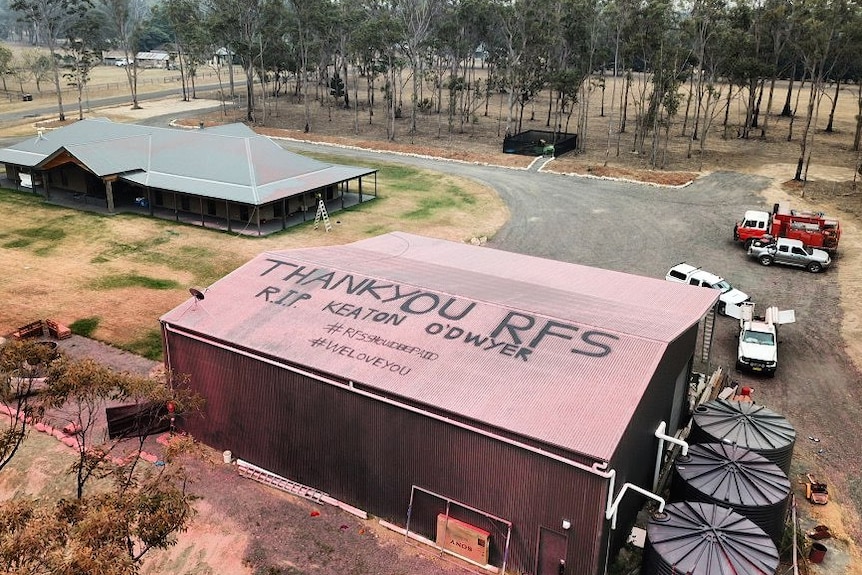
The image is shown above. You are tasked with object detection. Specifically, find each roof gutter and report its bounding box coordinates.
[162,322,615,482]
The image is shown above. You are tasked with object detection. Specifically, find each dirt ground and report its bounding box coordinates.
[4,70,862,574]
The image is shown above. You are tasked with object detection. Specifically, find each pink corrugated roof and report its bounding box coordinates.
[161,232,718,461]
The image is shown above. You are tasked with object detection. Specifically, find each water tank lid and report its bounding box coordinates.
[693,399,796,449]
[647,501,779,574]
[675,443,790,506]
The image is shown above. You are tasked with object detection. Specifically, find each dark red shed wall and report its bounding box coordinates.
[165,329,611,575]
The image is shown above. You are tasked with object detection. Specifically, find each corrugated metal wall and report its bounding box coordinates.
[166,329,612,575]
[607,324,700,554]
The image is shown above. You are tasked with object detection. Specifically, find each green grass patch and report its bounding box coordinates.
[3,237,33,248]
[137,244,240,285]
[89,273,180,290]
[17,225,66,241]
[1,223,67,253]
[122,328,164,361]
[69,317,100,337]
[91,234,171,262]
[402,195,461,219]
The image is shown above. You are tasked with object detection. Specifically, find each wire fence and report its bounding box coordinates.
[1,69,226,104]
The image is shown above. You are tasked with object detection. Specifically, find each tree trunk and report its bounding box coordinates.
[761,75,778,137]
[47,42,65,121]
[788,76,806,142]
[722,86,732,139]
[177,37,188,101]
[853,82,862,151]
[781,65,795,117]
[752,78,764,129]
[680,72,694,138]
[795,79,818,181]
[245,63,255,123]
[825,79,840,133]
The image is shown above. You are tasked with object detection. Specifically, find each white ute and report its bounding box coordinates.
[665,263,750,315]
[726,302,795,377]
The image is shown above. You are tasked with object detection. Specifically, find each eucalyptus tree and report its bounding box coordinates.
[791,0,853,181]
[822,4,862,133]
[0,44,12,91]
[206,0,285,123]
[349,1,401,129]
[391,0,441,135]
[102,0,149,109]
[427,0,491,136]
[156,0,204,101]
[21,49,51,93]
[622,0,688,161]
[0,340,51,474]
[601,0,638,158]
[717,1,773,139]
[283,0,336,131]
[681,0,726,150]
[10,0,92,121]
[64,9,109,119]
[0,343,201,572]
[490,0,555,136]
[565,0,606,153]
[754,0,795,137]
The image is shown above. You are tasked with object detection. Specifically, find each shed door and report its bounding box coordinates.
[536,527,568,575]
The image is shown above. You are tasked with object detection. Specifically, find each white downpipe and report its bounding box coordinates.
[653,421,689,491]
[605,482,665,530]
[163,324,616,481]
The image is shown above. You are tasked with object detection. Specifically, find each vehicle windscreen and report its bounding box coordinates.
[803,245,814,255]
[714,280,732,292]
[742,330,775,345]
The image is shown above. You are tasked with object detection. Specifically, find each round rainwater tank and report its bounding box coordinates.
[643,501,779,575]
[671,443,791,544]
[689,399,796,474]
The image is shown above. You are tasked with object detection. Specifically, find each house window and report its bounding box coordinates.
[180,196,190,211]
[207,200,217,215]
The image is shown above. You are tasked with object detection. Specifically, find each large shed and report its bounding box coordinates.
[160,232,718,575]
[0,119,376,235]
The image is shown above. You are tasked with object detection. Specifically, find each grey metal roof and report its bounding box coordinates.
[0,118,375,205]
[161,232,719,462]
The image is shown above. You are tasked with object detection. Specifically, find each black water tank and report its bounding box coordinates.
[671,443,791,544]
[643,501,779,575]
[689,399,796,474]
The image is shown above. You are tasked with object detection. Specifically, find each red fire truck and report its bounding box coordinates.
[733,204,840,252]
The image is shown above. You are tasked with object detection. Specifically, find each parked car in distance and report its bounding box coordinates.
[665,263,750,315]
[747,237,831,273]
[115,58,130,66]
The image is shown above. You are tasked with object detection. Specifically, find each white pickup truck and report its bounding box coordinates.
[726,303,795,377]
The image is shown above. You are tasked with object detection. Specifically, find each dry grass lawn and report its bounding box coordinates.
[0,168,506,356]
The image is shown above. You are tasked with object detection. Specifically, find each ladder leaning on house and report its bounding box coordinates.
[313,198,332,232]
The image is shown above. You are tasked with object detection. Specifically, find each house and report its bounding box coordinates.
[135,50,171,69]
[0,119,377,235]
[160,231,719,574]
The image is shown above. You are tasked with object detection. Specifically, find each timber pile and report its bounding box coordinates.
[45,319,71,340]
[11,320,44,340]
